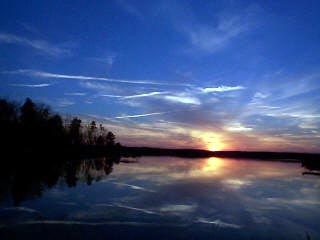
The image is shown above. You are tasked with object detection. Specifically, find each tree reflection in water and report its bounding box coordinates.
[0,155,123,206]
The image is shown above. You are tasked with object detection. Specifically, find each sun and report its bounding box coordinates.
[208,143,218,151]
[206,140,225,151]
[190,130,225,151]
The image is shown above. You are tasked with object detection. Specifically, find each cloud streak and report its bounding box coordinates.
[9,83,52,88]
[101,91,168,99]
[2,69,191,87]
[201,85,245,93]
[163,3,258,54]
[185,15,251,53]
[115,111,170,119]
[164,95,201,105]
[64,92,87,96]
[0,33,70,57]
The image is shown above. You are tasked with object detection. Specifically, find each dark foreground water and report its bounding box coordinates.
[0,157,319,239]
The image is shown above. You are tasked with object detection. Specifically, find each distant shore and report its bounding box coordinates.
[121,146,319,160]
[120,147,320,171]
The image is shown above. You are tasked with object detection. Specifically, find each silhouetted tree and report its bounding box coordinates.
[20,98,37,126]
[0,98,127,205]
[0,99,17,122]
[0,97,121,159]
[97,135,105,146]
[47,114,66,146]
[105,131,115,146]
[86,120,97,145]
[69,118,82,145]
[0,99,18,147]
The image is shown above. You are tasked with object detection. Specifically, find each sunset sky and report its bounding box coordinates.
[1,1,319,152]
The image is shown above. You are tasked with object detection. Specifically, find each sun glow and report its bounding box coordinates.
[190,130,225,151]
[208,143,218,151]
[206,139,225,151]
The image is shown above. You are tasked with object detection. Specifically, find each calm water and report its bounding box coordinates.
[0,157,319,239]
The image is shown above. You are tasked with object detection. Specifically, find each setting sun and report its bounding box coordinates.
[191,131,225,151]
[206,138,225,151]
[207,143,218,151]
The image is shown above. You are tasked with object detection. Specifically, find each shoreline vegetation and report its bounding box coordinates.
[0,97,319,205]
[1,98,319,167]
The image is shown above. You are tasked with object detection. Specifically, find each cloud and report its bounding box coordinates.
[162,3,258,54]
[2,69,191,86]
[224,123,253,132]
[9,83,51,88]
[115,0,144,20]
[160,204,196,213]
[195,218,242,229]
[201,85,245,93]
[115,111,170,119]
[89,55,116,65]
[123,91,167,99]
[186,20,248,53]
[113,182,155,192]
[113,204,156,215]
[57,98,75,107]
[253,92,268,99]
[100,91,168,99]
[0,33,70,57]
[164,95,201,105]
[79,82,121,92]
[88,54,116,72]
[64,92,87,96]
[100,94,124,98]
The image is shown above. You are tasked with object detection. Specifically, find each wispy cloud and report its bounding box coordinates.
[57,98,75,107]
[101,91,168,99]
[9,83,51,88]
[123,91,167,99]
[89,55,116,65]
[195,218,242,229]
[113,182,155,192]
[185,15,251,53]
[64,92,87,96]
[201,85,245,93]
[164,95,201,105]
[88,54,116,71]
[224,123,253,132]
[163,3,258,54]
[100,94,123,98]
[0,33,70,57]
[3,69,191,86]
[115,0,144,20]
[115,111,170,119]
[253,92,268,99]
[113,204,156,215]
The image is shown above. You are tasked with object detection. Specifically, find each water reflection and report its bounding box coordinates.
[202,157,224,172]
[0,157,319,239]
[0,156,120,206]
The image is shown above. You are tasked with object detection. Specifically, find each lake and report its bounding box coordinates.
[0,156,319,239]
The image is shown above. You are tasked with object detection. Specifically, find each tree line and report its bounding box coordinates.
[0,97,120,154]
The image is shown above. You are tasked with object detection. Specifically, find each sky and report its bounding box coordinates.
[0,0,320,152]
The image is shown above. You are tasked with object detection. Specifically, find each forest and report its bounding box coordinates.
[0,98,121,158]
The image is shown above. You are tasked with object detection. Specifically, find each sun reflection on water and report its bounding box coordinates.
[201,157,224,173]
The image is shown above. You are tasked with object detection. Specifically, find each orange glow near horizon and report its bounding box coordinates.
[205,138,225,151]
[207,143,218,151]
[191,130,226,151]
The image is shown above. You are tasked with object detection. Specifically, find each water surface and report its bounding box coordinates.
[0,157,319,239]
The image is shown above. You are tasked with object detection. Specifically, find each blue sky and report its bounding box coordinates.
[1,0,320,152]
